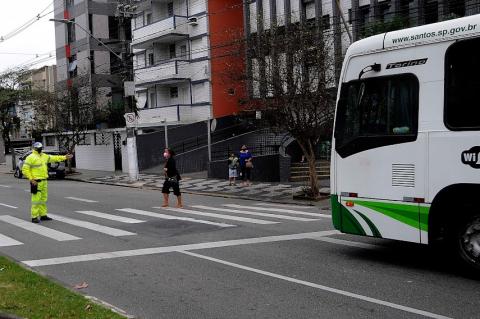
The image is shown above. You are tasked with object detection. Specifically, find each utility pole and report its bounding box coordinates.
[115,0,138,181]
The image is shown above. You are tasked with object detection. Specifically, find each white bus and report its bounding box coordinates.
[331,14,480,270]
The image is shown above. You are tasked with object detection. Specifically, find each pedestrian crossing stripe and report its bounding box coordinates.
[192,205,320,222]
[0,215,80,241]
[76,211,146,224]
[0,203,18,209]
[224,204,331,218]
[116,208,236,228]
[48,214,136,237]
[158,207,279,225]
[0,233,23,247]
[255,203,316,209]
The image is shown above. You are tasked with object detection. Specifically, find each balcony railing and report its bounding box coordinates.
[135,60,190,86]
[137,104,195,124]
[132,15,188,48]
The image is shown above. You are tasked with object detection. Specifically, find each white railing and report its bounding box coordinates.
[135,60,190,86]
[132,16,188,47]
[137,104,194,125]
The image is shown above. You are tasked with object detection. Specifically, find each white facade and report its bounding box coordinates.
[246,0,353,84]
[132,0,212,125]
[42,130,128,173]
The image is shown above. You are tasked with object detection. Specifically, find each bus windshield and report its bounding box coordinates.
[334,74,419,157]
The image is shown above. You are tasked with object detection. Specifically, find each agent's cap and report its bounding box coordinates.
[33,142,43,149]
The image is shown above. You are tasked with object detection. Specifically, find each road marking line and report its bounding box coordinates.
[224,204,330,218]
[0,233,23,247]
[22,231,338,267]
[0,203,18,209]
[65,197,98,203]
[117,208,235,228]
[180,251,451,319]
[192,205,319,222]
[157,207,279,225]
[0,185,11,188]
[255,203,316,209]
[76,211,146,224]
[0,215,80,241]
[312,236,380,250]
[48,214,136,237]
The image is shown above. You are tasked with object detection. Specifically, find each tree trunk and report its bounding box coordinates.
[298,140,319,198]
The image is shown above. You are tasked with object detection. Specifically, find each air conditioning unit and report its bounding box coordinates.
[188,17,198,26]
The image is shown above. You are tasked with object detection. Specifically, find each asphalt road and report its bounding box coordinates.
[0,174,478,319]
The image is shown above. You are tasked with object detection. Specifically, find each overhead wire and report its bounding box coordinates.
[6,0,474,86]
[0,0,56,43]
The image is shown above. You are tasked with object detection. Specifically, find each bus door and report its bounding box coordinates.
[333,61,426,243]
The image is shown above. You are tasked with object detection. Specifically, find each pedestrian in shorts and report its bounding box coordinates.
[227,153,239,186]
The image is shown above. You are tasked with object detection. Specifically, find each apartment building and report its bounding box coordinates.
[12,66,57,139]
[53,0,132,109]
[132,0,245,126]
[245,0,480,88]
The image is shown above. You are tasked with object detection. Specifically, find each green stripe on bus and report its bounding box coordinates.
[354,210,382,238]
[353,200,428,232]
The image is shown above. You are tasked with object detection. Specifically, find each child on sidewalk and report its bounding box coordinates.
[227,153,239,186]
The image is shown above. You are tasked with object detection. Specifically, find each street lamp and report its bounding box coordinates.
[49,18,123,61]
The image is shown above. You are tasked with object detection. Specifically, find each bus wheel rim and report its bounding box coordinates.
[461,218,480,263]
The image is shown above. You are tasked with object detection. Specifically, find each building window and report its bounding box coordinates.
[424,1,439,24]
[335,74,419,157]
[169,44,176,59]
[146,13,152,25]
[45,136,56,147]
[109,16,120,39]
[68,55,77,78]
[448,0,465,18]
[170,87,178,98]
[322,15,330,30]
[67,20,76,43]
[89,51,95,74]
[149,92,157,108]
[358,5,370,35]
[445,37,480,130]
[167,2,174,17]
[148,53,154,66]
[88,14,93,34]
[180,45,187,58]
[65,0,74,10]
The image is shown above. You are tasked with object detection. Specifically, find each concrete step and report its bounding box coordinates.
[291,161,330,167]
[290,170,330,177]
[290,175,330,182]
[290,166,330,170]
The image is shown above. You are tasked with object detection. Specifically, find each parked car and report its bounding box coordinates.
[14,151,66,179]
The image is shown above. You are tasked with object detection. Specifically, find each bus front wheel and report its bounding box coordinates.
[457,215,480,271]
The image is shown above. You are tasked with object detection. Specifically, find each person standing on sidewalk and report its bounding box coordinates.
[238,145,253,186]
[227,153,239,186]
[22,142,73,223]
[161,148,183,208]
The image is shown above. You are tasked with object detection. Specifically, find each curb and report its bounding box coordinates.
[0,254,136,319]
[64,177,328,206]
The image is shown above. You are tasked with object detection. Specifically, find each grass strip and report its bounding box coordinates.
[0,256,126,319]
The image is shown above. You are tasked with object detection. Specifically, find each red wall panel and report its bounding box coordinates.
[207,0,246,119]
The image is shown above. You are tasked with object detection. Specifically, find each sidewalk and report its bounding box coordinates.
[69,169,330,205]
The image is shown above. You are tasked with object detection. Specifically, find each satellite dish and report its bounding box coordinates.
[210,119,217,132]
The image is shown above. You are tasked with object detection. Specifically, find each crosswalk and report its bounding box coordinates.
[0,202,330,248]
